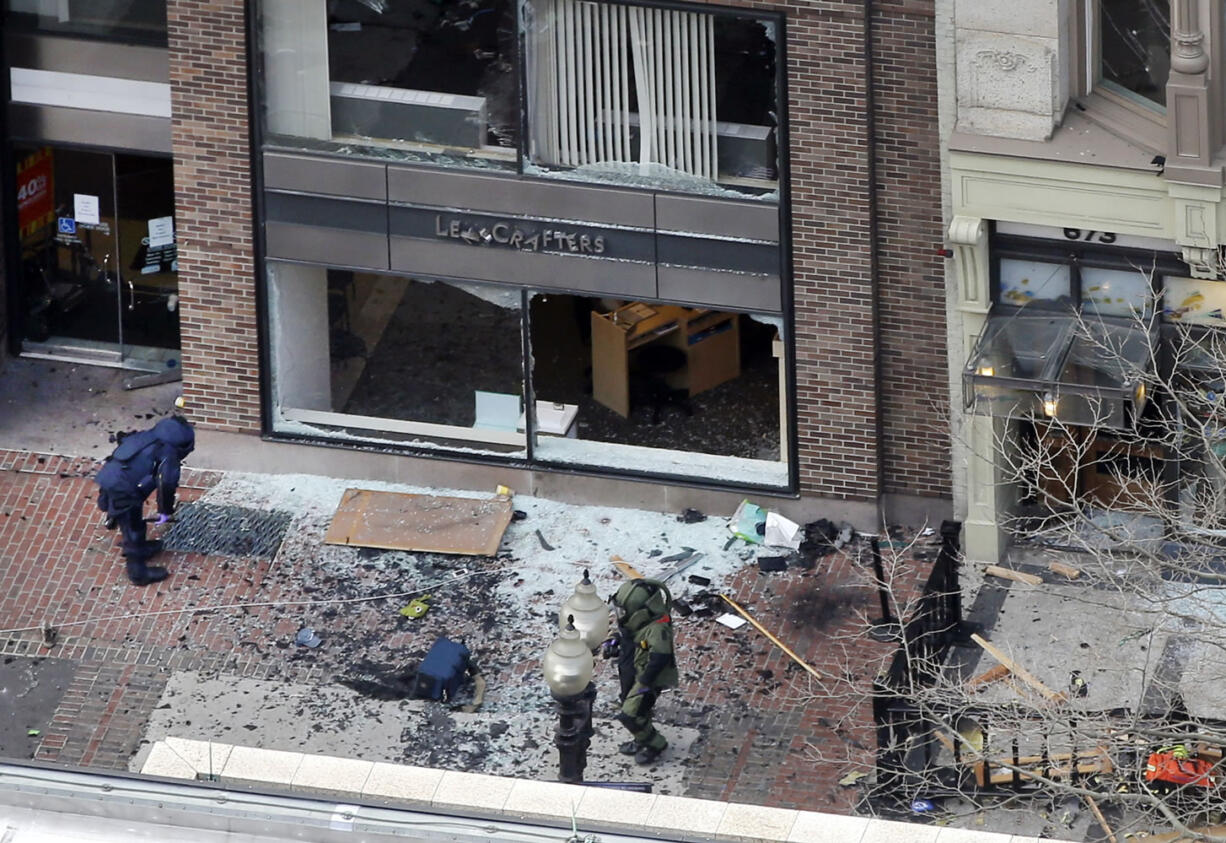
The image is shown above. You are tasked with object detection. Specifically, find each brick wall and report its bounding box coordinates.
[872,0,950,498]
[168,0,261,432]
[782,2,883,502]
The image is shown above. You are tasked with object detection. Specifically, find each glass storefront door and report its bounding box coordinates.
[13,145,179,376]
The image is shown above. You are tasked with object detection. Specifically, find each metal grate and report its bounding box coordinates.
[162,503,292,559]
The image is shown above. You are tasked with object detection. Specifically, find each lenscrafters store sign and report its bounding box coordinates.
[434,213,608,256]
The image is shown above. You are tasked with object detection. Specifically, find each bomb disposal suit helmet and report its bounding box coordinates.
[612,578,672,631]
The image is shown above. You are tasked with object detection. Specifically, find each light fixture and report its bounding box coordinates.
[1042,392,1058,417]
[559,569,609,652]
[542,616,596,784]
[976,366,995,377]
[1133,382,1147,409]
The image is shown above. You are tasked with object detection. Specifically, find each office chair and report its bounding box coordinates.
[630,344,692,424]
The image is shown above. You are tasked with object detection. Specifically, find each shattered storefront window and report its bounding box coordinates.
[269,263,528,455]
[522,0,778,198]
[266,266,789,486]
[527,293,787,487]
[260,0,519,169]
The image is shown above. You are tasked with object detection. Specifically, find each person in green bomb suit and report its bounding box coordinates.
[606,578,679,765]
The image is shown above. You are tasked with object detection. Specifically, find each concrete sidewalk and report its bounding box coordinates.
[0,446,929,818]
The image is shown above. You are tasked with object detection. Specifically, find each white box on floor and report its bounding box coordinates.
[519,401,579,438]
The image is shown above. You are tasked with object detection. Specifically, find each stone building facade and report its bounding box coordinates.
[941,0,1226,559]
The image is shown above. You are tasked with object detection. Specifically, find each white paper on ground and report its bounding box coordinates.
[715,613,747,629]
[764,511,801,550]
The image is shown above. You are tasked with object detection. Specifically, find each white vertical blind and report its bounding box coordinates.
[528,0,716,180]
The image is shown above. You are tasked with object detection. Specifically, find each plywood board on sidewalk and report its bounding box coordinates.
[324,488,513,556]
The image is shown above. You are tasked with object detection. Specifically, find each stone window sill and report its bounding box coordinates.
[950,108,1162,173]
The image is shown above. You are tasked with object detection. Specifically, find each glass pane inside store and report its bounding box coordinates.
[267,264,787,485]
[269,266,528,452]
[4,0,168,44]
[528,294,786,485]
[521,1,778,195]
[258,0,779,198]
[260,0,519,170]
[1099,0,1170,108]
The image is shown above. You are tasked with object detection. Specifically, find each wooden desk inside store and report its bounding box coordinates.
[591,303,740,417]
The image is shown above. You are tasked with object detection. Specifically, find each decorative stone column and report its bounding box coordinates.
[949,216,1008,563]
[1165,0,1216,182]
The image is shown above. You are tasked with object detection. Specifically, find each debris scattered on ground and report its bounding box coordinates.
[799,519,839,560]
[729,500,767,544]
[677,508,707,523]
[661,550,702,582]
[399,596,432,619]
[688,574,711,587]
[757,556,788,573]
[764,512,802,550]
[838,770,867,786]
[295,628,322,648]
[535,530,555,551]
[1049,560,1082,579]
[719,594,824,680]
[983,564,1042,586]
[611,556,643,579]
[715,613,747,630]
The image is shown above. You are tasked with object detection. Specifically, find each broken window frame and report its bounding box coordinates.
[252,0,781,199]
[264,261,792,490]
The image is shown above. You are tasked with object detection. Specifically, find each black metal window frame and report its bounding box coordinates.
[989,232,1187,312]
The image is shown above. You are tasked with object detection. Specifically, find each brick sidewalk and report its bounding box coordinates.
[0,449,929,814]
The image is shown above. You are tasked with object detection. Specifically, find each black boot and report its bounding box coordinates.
[618,740,639,756]
[103,516,117,530]
[126,560,169,586]
[635,744,664,765]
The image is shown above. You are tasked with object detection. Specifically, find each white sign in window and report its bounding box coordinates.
[148,216,175,248]
[73,193,100,226]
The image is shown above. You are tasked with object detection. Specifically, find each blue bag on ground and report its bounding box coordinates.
[412,637,471,701]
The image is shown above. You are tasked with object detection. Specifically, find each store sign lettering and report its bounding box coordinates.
[434,215,605,255]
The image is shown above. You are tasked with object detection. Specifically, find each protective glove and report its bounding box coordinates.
[599,635,621,660]
[154,512,172,525]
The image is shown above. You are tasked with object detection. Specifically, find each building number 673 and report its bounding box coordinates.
[1064,228,1117,244]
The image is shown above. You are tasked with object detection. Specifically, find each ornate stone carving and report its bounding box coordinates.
[973,50,1032,74]
[1171,0,1208,75]
[1181,246,1222,280]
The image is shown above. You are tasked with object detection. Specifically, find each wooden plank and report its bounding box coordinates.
[1143,824,1226,843]
[984,565,1043,586]
[976,757,1111,786]
[720,594,823,680]
[323,489,512,556]
[964,663,1012,691]
[611,555,643,579]
[1083,794,1117,843]
[971,633,1067,703]
[1048,560,1082,579]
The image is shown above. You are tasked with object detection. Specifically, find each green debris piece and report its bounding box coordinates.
[26,729,40,737]
[399,595,432,619]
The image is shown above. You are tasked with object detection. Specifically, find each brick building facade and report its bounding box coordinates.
[3,0,949,527]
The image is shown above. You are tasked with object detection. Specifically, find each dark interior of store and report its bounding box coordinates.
[327,271,781,460]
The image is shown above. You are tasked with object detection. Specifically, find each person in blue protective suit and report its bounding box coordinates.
[95,415,194,586]
[605,578,679,765]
